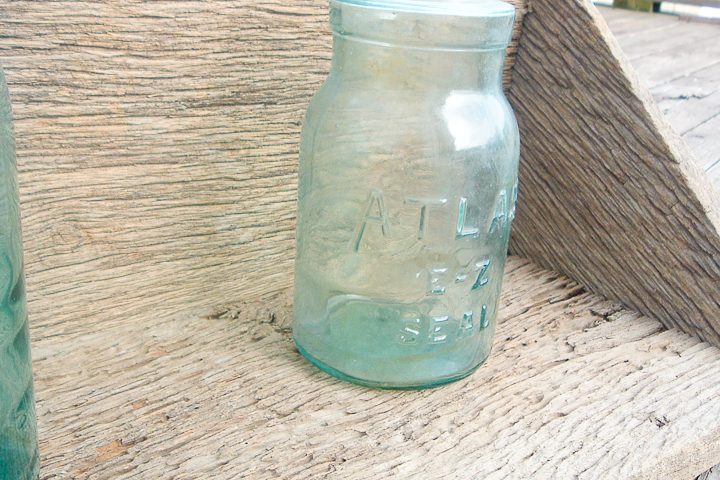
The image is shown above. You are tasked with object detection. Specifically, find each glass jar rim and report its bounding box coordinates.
[330,0,516,50]
[331,0,516,17]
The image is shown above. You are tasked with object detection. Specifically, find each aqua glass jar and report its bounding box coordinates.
[0,61,39,478]
[293,0,519,388]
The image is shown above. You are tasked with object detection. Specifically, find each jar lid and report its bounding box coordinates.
[335,0,515,17]
[330,0,516,50]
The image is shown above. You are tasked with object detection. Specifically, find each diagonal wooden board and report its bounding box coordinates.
[32,257,720,479]
[508,0,720,347]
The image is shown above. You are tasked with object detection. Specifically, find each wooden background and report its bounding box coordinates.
[3,0,720,349]
[0,0,527,336]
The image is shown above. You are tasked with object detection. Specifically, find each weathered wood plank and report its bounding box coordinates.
[596,7,678,36]
[624,34,720,89]
[650,58,720,107]
[508,0,720,346]
[707,162,720,189]
[684,112,720,171]
[0,0,527,334]
[31,256,720,479]
[0,1,329,334]
[655,77,720,135]
[600,8,720,195]
[597,4,635,20]
[601,14,720,61]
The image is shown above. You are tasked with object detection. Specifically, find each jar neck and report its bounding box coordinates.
[330,34,506,91]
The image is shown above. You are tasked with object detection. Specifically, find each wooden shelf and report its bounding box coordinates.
[32,257,720,479]
[2,0,720,477]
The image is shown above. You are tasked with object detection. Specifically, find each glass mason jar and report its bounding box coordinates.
[0,61,39,478]
[293,0,519,388]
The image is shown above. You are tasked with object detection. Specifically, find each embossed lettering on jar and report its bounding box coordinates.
[293,0,520,388]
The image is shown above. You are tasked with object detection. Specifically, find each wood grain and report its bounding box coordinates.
[599,8,720,190]
[508,0,720,346]
[31,256,720,479]
[607,16,720,62]
[684,113,720,173]
[624,34,720,90]
[657,84,720,137]
[593,6,678,35]
[0,0,526,335]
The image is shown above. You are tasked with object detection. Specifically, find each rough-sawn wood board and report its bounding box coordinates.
[508,0,720,346]
[33,258,720,479]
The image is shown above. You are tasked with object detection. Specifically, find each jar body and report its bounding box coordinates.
[293,0,519,388]
[0,62,39,478]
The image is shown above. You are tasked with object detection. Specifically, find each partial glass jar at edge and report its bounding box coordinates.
[0,60,40,478]
[293,0,520,389]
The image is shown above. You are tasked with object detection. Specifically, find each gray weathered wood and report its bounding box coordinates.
[0,1,323,333]
[508,0,720,346]
[606,16,720,62]
[684,113,720,173]
[656,82,720,137]
[595,7,678,34]
[32,257,720,479]
[625,35,720,90]
[600,8,720,205]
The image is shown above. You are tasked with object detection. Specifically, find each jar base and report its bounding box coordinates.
[295,340,489,390]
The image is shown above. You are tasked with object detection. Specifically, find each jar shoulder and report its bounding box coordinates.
[306,80,516,133]
[302,82,519,162]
